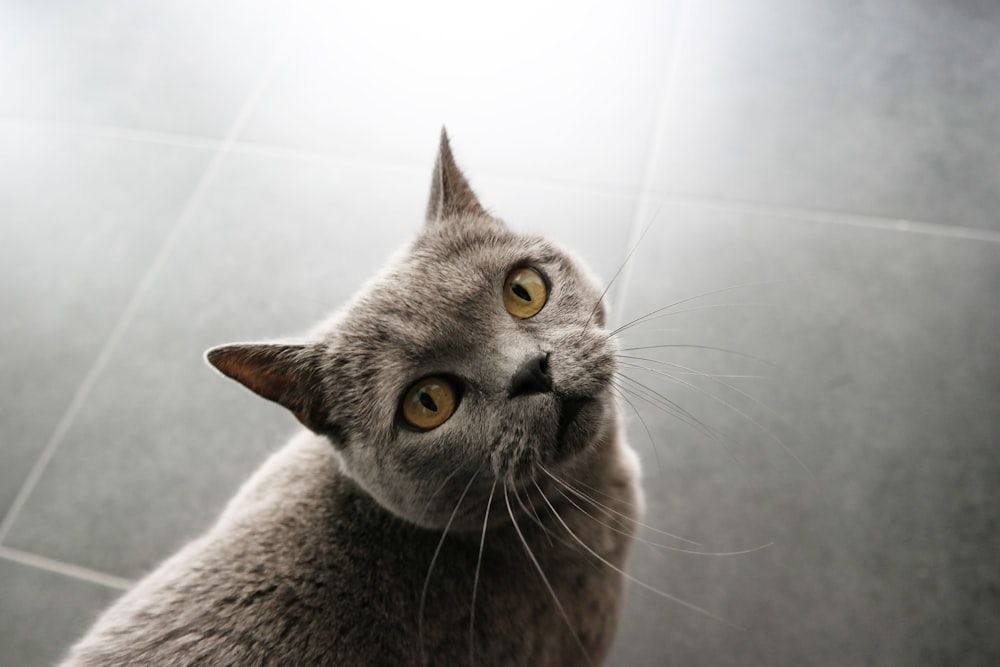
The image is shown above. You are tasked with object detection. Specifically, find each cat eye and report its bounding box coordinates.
[401,376,459,430]
[503,267,548,319]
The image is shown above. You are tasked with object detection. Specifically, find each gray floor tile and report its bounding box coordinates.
[0,0,282,137]
[0,122,211,519]
[650,0,1000,231]
[3,149,636,578]
[238,0,683,190]
[604,202,1000,666]
[3,2,996,666]
[0,558,120,667]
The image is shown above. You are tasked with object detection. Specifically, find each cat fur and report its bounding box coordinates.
[60,131,641,667]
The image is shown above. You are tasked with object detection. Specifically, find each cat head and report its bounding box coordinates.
[207,130,617,530]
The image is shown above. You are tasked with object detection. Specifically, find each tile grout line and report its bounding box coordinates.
[5,121,1000,247]
[0,114,223,152]
[0,546,133,592]
[609,0,693,328]
[653,193,1000,245]
[0,114,644,200]
[10,98,996,248]
[0,31,289,547]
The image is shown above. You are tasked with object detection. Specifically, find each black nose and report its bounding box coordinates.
[509,352,553,397]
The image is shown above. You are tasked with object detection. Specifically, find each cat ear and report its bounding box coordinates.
[425,128,485,224]
[206,343,326,432]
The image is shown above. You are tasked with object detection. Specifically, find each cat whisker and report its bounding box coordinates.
[618,358,779,418]
[547,473,773,557]
[546,464,645,512]
[609,380,662,476]
[469,479,497,666]
[538,465,699,546]
[418,471,478,663]
[542,478,634,539]
[618,361,810,476]
[609,281,782,337]
[512,482,585,554]
[614,373,744,466]
[530,480,745,632]
[618,355,770,381]
[416,466,462,526]
[503,485,596,667]
[581,202,663,336]
[617,356,786,447]
[522,484,556,548]
[617,344,782,370]
[622,327,682,335]
[612,301,782,335]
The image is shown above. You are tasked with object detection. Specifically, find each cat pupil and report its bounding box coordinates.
[419,391,437,412]
[512,284,531,301]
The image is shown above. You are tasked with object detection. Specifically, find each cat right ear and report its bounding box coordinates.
[205,343,326,432]
[425,128,486,225]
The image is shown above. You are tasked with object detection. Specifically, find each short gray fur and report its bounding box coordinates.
[60,131,641,666]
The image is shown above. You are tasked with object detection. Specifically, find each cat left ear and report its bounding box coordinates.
[425,128,485,225]
[206,343,326,432]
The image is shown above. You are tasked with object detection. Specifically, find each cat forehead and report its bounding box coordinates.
[411,220,558,271]
[334,224,573,358]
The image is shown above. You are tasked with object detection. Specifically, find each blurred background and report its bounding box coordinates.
[1,0,998,665]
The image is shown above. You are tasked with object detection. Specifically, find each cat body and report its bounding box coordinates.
[62,132,641,666]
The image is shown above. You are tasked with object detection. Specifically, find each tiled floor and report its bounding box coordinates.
[1,1,998,666]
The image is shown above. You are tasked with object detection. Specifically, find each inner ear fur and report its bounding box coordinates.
[206,343,326,432]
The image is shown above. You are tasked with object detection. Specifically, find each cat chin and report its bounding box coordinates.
[493,389,612,484]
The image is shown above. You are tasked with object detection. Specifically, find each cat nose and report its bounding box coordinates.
[508,352,553,397]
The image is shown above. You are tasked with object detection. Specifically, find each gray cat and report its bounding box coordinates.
[61,131,642,667]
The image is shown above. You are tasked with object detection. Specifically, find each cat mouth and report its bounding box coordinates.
[497,393,603,482]
[555,395,593,451]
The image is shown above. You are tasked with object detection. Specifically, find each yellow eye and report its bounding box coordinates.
[401,376,458,430]
[503,267,547,318]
